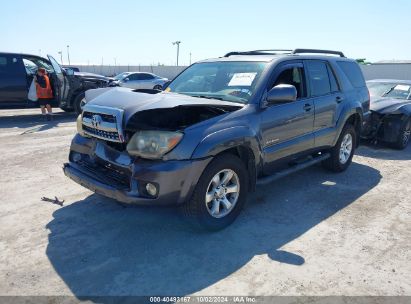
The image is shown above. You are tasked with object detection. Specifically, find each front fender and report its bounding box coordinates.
[191,126,262,167]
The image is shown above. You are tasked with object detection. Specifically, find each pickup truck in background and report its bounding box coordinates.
[64,49,370,230]
[0,52,110,113]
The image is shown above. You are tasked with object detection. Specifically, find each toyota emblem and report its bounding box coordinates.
[91,114,102,128]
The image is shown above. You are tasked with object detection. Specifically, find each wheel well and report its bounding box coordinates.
[346,113,361,147]
[217,146,256,192]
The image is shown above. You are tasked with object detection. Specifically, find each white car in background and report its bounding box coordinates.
[110,72,168,90]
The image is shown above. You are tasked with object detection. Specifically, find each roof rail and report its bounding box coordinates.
[224,49,292,57]
[292,49,345,57]
[223,48,345,58]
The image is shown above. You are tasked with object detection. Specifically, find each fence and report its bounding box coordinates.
[69,63,411,82]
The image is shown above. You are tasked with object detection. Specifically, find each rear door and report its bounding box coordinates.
[0,54,27,105]
[47,54,69,104]
[261,61,315,172]
[138,73,156,89]
[304,60,344,147]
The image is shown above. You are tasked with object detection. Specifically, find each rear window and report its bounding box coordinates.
[337,61,365,88]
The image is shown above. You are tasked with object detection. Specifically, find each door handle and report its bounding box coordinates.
[303,103,312,112]
[336,96,344,103]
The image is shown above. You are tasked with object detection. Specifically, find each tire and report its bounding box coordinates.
[322,124,357,172]
[392,117,411,150]
[73,92,86,114]
[181,154,249,231]
[153,85,163,91]
[60,107,74,112]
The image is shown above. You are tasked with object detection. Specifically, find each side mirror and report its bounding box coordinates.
[123,78,129,82]
[263,84,297,107]
[65,68,75,76]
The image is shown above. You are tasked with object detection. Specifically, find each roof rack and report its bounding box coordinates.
[224,48,345,58]
[292,49,345,57]
[224,49,292,57]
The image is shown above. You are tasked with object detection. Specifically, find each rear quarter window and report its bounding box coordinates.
[0,55,22,74]
[337,61,365,88]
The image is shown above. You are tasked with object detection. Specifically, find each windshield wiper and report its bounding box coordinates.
[191,95,224,101]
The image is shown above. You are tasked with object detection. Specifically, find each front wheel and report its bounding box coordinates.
[153,85,163,91]
[322,124,357,172]
[181,154,248,231]
[392,117,411,150]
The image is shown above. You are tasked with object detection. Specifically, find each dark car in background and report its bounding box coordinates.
[64,49,370,230]
[0,52,110,113]
[362,79,411,149]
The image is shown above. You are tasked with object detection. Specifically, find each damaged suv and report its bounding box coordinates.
[64,49,369,230]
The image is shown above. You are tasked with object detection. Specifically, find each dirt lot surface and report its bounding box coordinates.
[0,108,410,297]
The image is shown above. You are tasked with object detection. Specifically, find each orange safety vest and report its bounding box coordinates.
[35,75,53,99]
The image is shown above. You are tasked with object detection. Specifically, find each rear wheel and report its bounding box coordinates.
[181,154,248,231]
[73,92,86,114]
[392,117,411,150]
[322,124,356,172]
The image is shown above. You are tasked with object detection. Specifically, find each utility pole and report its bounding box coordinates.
[172,41,181,66]
[58,51,63,65]
[189,52,192,65]
[66,45,71,65]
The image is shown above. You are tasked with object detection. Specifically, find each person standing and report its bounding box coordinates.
[35,68,54,120]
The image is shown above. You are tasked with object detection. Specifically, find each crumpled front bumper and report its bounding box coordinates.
[63,134,211,205]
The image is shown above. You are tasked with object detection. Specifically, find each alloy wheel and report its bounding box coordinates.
[205,169,240,218]
[339,133,353,164]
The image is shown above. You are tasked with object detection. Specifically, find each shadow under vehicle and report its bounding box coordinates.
[0,52,110,113]
[48,161,381,298]
[362,79,411,150]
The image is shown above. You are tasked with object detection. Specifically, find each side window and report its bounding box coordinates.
[128,74,139,80]
[0,55,22,75]
[140,73,154,80]
[272,66,306,99]
[327,64,339,92]
[23,58,38,75]
[337,61,366,88]
[306,61,331,96]
[0,56,8,74]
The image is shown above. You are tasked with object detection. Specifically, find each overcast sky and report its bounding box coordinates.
[1,0,410,66]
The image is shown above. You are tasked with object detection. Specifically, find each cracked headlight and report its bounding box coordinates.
[126,131,183,159]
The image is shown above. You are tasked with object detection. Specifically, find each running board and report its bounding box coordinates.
[256,153,330,186]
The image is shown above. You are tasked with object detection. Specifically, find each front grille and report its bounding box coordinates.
[83,125,120,141]
[83,112,116,123]
[81,106,124,143]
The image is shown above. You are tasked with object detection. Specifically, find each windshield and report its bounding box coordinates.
[367,82,411,100]
[114,72,130,80]
[166,61,267,103]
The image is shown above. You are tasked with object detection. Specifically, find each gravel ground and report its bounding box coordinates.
[0,108,410,297]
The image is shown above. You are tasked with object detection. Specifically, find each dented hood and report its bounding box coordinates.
[84,87,244,122]
[370,97,411,113]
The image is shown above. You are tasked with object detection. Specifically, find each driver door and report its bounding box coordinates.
[260,62,315,173]
[47,55,69,104]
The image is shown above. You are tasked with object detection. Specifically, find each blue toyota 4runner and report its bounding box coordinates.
[64,49,370,230]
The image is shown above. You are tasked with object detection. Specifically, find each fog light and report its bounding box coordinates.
[145,183,158,197]
[72,152,82,162]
